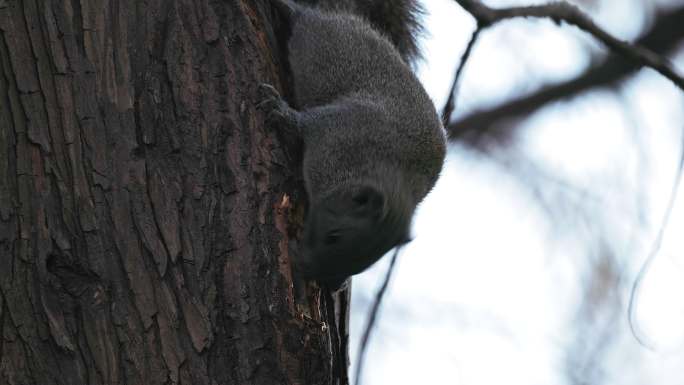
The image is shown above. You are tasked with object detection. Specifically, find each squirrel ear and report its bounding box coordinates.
[350,186,385,217]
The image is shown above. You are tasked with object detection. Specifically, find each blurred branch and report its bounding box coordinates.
[441,27,482,126]
[628,127,684,349]
[453,0,684,90]
[354,247,400,385]
[446,5,684,145]
[565,246,622,385]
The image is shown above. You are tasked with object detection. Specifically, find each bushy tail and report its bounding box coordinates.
[303,0,425,63]
[270,0,299,23]
[362,0,424,63]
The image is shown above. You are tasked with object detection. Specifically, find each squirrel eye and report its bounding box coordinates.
[353,194,369,205]
[325,232,341,245]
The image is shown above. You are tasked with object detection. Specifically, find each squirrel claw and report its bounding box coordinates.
[256,83,279,111]
[258,83,281,98]
[257,83,297,128]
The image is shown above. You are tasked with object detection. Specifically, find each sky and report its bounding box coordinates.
[349,0,684,384]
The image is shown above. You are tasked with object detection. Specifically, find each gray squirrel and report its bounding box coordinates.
[260,0,446,289]
[294,0,424,63]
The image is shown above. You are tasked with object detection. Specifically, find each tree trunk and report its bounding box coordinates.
[0,1,349,384]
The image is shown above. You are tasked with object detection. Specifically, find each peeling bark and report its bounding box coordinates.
[0,1,348,384]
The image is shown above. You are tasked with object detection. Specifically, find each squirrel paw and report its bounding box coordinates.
[257,83,297,128]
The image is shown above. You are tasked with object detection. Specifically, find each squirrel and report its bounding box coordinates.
[259,0,446,289]
[293,0,424,63]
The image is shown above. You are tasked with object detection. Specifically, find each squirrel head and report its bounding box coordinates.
[296,183,412,285]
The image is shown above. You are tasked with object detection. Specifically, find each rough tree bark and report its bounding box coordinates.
[0,0,349,384]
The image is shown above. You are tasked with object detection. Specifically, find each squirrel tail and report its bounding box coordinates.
[303,0,425,64]
[270,0,302,24]
[362,0,425,63]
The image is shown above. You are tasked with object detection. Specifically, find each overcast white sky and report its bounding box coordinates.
[350,0,684,384]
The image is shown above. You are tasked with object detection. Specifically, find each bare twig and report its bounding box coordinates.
[452,0,684,91]
[446,6,684,145]
[354,247,401,385]
[628,128,684,349]
[441,27,482,126]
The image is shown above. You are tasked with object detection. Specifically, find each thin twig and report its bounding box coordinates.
[442,27,481,126]
[453,0,684,91]
[446,5,684,144]
[628,129,684,349]
[354,247,401,385]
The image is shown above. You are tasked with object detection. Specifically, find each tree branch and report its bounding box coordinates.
[441,27,482,126]
[446,6,684,145]
[354,247,401,385]
[628,127,684,349]
[452,0,684,90]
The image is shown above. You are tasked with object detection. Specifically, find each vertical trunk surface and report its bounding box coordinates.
[0,0,349,384]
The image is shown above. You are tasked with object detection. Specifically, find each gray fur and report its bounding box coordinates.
[261,0,446,287]
[300,0,425,63]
